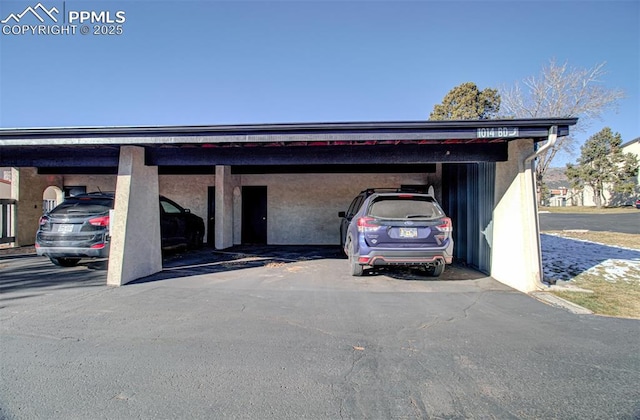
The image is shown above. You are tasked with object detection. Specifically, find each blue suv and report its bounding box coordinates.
[339,189,454,277]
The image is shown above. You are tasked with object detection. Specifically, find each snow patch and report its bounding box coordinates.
[541,233,640,284]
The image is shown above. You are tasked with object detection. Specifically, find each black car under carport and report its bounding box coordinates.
[36,192,205,266]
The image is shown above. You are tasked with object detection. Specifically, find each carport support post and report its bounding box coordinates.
[492,139,542,293]
[214,165,234,249]
[107,146,162,286]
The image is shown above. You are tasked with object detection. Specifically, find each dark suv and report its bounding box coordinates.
[338,188,454,277]
[36,192,205,267]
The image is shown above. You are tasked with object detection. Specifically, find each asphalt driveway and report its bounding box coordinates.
[1,247,639,419]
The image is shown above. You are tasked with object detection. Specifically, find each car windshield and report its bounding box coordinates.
[50,197,113,215]
[369,196,444,220]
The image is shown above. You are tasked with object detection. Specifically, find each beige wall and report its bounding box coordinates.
[0,180,10,198]
[63,170,440,245]
[240,170,441,245]
[12,168,63,246]
[66,175,117,193]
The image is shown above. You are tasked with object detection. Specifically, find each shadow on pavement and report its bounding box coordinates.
[0,256,106,298]
[130,245,346,284]
[133,245,486,284]
[376,263,487,281]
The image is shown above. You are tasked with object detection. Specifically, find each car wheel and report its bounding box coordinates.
[187,229,203,249]
[425,263,444,277]
[347,240,364,277]
[194,230,204,249]
[50,257,81,267]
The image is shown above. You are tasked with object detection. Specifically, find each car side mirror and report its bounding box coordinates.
[338,211,346,218]
[185,209,191,213]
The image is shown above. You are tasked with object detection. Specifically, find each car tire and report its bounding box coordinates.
[347,240,364,277]
[187,229,204,250]
[425,263,444,277]
[50,257,81,267]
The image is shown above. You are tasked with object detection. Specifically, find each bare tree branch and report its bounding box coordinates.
[499,59,624,202]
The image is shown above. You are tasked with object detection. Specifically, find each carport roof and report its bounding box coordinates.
[0,118,576,145]
[0,118,577,170]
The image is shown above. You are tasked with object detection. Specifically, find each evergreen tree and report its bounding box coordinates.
[565,128,638,207]
[429,82,500,120]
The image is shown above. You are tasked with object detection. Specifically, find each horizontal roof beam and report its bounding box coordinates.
[1,142,508,168]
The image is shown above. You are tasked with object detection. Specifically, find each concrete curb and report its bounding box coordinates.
[530,292,594,315]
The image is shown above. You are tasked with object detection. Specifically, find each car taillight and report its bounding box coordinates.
[436,217,452,232]
[89,215,110,227]
[38,215,49,226]
[357,216,379,232]
[434,217,452,245]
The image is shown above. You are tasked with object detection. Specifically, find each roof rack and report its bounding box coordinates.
[361,187,431,195]
[77,191,115,197]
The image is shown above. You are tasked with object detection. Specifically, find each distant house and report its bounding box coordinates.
[548,187,569,207]
[577,137,639,206]
[622,137,640,185]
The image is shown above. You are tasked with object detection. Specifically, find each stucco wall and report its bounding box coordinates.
[12,168,63,246]
[61,170,441,246]
[0,179,10,198]
[64,175,118,193]
[240,171,441,245]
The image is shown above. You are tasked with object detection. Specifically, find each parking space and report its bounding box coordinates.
[0,245,489,298]
[1,246,638,419]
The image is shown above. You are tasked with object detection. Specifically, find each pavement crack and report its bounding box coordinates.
[418,317,444,330]
[462,292,483,319]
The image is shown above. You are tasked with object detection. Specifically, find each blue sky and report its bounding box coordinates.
[1,0,638,167]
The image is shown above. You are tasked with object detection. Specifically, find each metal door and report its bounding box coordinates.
[207,186,215,246]
[442,163,495,274]
[241,186,267,244]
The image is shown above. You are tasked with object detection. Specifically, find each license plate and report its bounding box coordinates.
[399,227,418,238]
[57,224,73,233]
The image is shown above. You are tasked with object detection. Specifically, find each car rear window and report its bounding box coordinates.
[50,198,113,215]
[368,196,444,219]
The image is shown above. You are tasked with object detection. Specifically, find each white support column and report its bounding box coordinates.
[107,146,162,286]
[492,139,543,293]
[214,165,234,249]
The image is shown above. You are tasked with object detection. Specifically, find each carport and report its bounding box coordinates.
[0,119,576,292]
